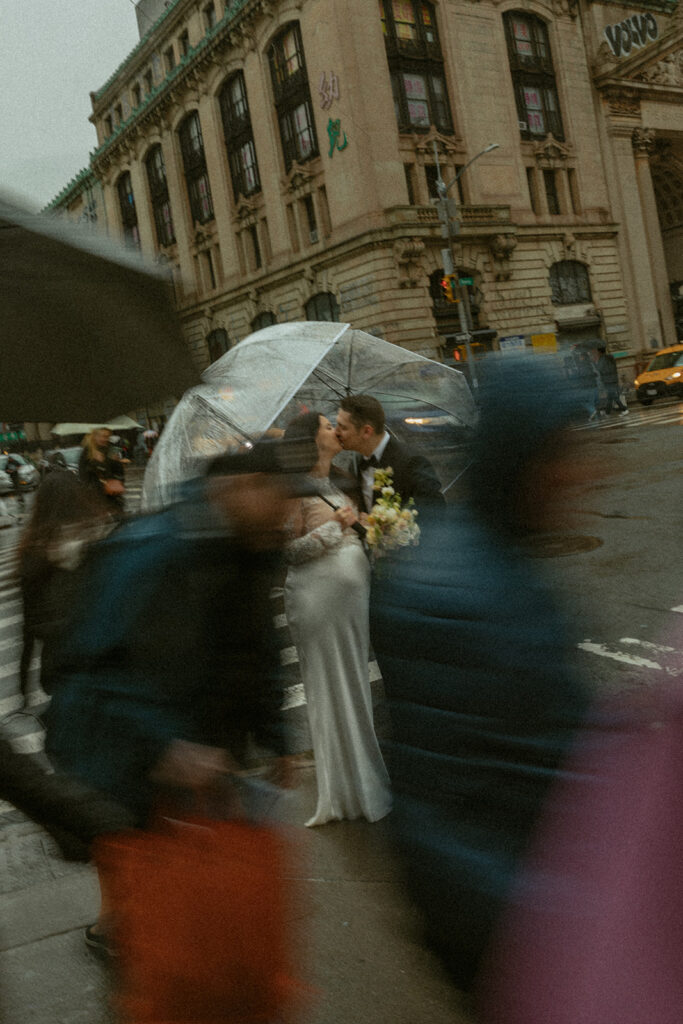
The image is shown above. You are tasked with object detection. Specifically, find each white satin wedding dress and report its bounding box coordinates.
[284,479,391,827]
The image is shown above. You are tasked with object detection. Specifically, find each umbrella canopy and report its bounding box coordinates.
[142,322,477,508]
[51,415,143,437]
[0,197,199,422]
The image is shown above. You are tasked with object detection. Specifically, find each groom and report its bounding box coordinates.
[335,394,445,513]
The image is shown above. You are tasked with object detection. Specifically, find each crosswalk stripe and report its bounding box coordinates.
[578,640,662,669]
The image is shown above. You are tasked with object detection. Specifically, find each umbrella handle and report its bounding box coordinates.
[317,492,367,540]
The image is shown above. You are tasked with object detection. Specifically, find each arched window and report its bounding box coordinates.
[145,145,175,247]
[268,23,318,171]
[117,172,140,249]
[504,12,563,140]
[207,328,230,363]
[305,292,340,322]
[251,311,277,332]
[219,73,261,201]
[178,111,214,224]
[550,261,591,304]
[379,1,453,134]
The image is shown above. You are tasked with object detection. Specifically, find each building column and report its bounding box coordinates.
[632,129,677,347]
[197,95,241,280]
[607,125,663,351]
[160,128,195,297]
[128,161,156,257]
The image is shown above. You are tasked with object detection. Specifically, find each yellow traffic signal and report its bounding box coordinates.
[440,274,459,303]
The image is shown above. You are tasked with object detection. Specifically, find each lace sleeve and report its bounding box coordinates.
[285,518,343,565]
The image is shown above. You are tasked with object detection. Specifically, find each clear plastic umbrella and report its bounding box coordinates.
[142,322,477,509]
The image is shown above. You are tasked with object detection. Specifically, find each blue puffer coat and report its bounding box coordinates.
[370,355,590,990]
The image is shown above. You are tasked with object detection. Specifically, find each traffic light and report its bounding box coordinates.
[440,274,458,303]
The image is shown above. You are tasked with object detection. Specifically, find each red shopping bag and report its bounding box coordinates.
[95,817,303,1023]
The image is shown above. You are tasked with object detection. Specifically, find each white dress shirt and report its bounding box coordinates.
[360,431,391,511]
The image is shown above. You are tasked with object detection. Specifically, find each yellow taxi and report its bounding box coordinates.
[634,343,683,405]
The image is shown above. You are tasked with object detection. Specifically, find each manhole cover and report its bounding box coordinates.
[524,534,603,558]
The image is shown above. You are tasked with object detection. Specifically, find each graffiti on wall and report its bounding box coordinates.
[604,13,658,58]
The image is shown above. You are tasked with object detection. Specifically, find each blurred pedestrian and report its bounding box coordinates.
[573,348,601,421]
[5,451,26,515]
[370,355,591,996]
[79,427,126,514]
[594,344,628,414]
[17,471,111,707]
[46,440,307,954]
[283,411,391,827]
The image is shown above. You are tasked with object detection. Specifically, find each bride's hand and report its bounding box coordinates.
[334,505,358,530]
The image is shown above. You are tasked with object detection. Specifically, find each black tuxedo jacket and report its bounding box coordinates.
[356,436,445,512]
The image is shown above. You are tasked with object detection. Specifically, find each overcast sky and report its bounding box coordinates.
[1,3,142,210]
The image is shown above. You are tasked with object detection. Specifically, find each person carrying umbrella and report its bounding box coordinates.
[79,427,126,514]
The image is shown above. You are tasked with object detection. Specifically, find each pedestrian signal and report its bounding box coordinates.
[440,274,459,303]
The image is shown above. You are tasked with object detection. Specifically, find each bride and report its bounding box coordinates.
[283,411,391,827]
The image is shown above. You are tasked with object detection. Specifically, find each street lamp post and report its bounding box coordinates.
[434,142,499,391]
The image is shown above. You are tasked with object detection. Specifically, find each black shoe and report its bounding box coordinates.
[85,924,116,958]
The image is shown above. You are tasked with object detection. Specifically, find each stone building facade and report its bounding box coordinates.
[49,0,682,383]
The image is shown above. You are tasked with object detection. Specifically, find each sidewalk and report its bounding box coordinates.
[0,768,471,1024]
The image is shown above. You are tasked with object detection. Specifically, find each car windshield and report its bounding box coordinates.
[0,455,26,470]
[646,350,683,371]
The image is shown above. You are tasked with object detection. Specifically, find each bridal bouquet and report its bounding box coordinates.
[364,467,420,559]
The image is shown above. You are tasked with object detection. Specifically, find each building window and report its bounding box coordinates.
[207,328,229,362]
[144,69,153,95]
[179,30,190,57]
[104,115,113,137]
[145,145,175,247]
[543,168,560,214]
[305,292,340,322]
[132,83,142,108]
[268,22,319,172]
[302,195,318,243]
[526,167,538,213]
[404,163,416,204]
[219,72,261,200]
[117,172,140,249]
[567,168,580,214]
[203,2,217,31]
[380,0,453,134]
[251,311,277,332]
[114,104,123,126]
[178,111,214,224]
[248,225,262,269]
[164,46,176,73]
[550,261,591,305]
[504,12,563,141]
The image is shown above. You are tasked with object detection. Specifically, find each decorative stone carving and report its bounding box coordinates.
[604,87,640,117]
[394,238,426,288]
[282,162,314,197]
[591,41,620,77]
[234,195,259,224]
[632,127,657,154]
[533,134,573,169]
[412,126,463,159]
[488,234,517,281]
[636,51,683,87]
[551,0,578,20]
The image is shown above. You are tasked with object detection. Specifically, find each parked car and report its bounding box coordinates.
[380,395,475,451]
[45,447,82,475]
[0,454,40,491]
[634,343,683,405]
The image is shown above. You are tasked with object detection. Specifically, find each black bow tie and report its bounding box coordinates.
[360,455,379,469]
